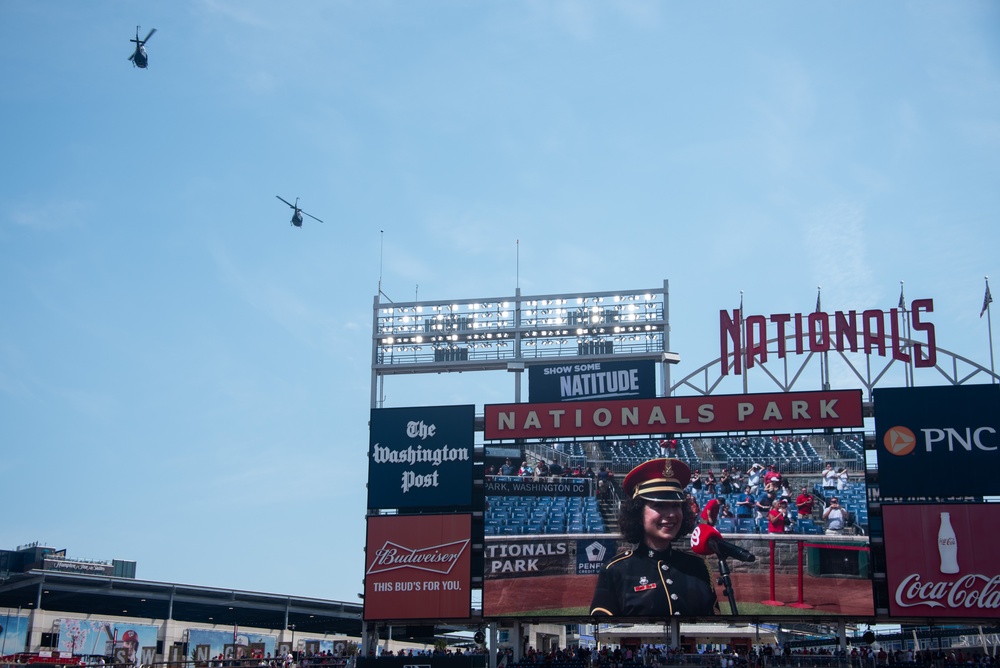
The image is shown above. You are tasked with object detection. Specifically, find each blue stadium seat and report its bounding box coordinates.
[716,517,736,533]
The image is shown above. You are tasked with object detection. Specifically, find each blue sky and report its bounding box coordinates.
[2,1,999,602]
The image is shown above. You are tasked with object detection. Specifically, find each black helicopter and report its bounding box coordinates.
[276,196,324,227]
[128,26,156,68]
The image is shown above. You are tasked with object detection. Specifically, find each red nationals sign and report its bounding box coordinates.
[883,504,1000,618]
[364,514,472,620]
[484,390,863,439]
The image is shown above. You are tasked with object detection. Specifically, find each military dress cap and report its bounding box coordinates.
[623,457,691,502]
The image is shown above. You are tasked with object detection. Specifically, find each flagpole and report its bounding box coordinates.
[986,276,996,382]
[817,287,829,390]
[741,291,747,394]
[899,280,912,387]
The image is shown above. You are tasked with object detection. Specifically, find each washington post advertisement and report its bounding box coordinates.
[874,384,1000,502]
[882,504,1000,619]
[482,392,874,620]
[363,514,472,620]
[368,404,474,510]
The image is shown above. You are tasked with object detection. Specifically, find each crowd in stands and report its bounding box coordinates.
[377,647,486,658]
[492,644,998,668]
[485,434,868,538]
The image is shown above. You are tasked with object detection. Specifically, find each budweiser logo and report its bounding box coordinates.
[366,539,469,575]
[895,573,1000,609]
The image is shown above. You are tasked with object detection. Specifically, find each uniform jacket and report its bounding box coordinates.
[590,542,719,617]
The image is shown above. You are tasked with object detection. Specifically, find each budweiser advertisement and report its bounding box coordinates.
[364,514,472,621]
[485,390,863,439]
[883,504,1000,619]
[484,432,875,619]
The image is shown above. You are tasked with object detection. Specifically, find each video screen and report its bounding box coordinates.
[482,433,875,619]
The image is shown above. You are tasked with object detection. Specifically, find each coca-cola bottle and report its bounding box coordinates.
[938,511,959,574]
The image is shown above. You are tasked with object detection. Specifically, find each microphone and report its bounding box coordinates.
[690,523,756,562]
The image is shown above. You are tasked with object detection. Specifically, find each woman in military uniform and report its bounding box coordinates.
[590,458,719,617]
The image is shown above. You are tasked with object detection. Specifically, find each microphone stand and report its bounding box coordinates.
[716,556,739,615]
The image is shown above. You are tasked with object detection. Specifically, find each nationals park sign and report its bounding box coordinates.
[720,298,937,375]
[484,389,863,439]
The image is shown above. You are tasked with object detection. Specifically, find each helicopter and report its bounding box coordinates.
[128,26,156,68]
[276,196,324,227]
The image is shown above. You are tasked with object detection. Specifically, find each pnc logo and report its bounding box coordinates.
[884,426,917,456]
[883,425,998,455]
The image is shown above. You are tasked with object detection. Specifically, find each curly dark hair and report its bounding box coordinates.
[618,494,700,545]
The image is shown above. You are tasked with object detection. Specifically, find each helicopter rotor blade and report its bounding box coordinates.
[142,28,156,44]
[275,195,295,209]
[302,211,324,223]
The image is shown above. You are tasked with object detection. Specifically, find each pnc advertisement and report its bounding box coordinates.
[883,504,1000,619]
[483,432,875,619]
[874,384,1000,501]
[364,514,472,621]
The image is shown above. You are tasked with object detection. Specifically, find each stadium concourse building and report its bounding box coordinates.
[0,543,375,662]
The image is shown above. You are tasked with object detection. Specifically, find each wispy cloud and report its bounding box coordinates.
[211,244,342,351]
[804,201,878,309]
[195,0,271,30]
[6,199,90,231]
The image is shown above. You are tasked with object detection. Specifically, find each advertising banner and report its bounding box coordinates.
[364,514,472,621]
[483,433,875,619]
[883,504,1000,618]
[874,384,1000,501]
[485,390,863,440]
[485,477,590,497]
[56,620,158,661]
[528,360,656,403]
[0,614,29,656]
[42,559,114,576]
[188,629,277,662]
[368,404,474,510]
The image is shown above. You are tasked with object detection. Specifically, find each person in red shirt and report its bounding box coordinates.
[767,499,794,533]
[763,464,783,490]
[795,486,814,518]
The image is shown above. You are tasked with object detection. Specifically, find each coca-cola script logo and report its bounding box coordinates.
[366,539,470,575]
[894,573,1000,609]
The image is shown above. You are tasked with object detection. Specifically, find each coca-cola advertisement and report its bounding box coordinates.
[363,514,472,620]
[883,504,1000,619]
